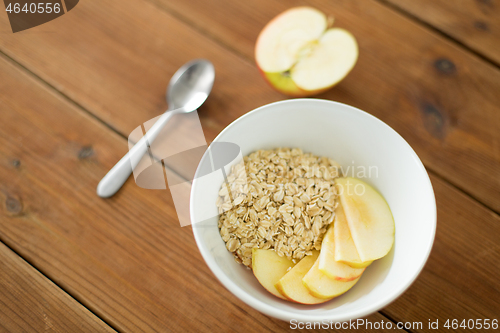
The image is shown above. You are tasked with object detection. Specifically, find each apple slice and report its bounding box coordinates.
[335,177,395,262]
[252,248,295,299]
[303,258,361,299]
[333,203,373,268]
[318,223,365,281]
[275,251,332,304]
[255,6,358,97]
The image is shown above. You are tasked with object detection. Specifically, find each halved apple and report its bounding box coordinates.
[333,203,373,268]
[318,223,365,281]
[335,177,395,262]
[275,251,332,304]
[303,258,361,299]
[252,248,295,299]
[255,6,358,97]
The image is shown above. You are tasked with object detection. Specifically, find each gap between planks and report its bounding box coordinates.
[0,6,499,330]
[379,311,413,333]
[0,237,122,333]
[141,0,500,216]
[375,0,500,69]
[146,0,500,74]
[0,49,193,192]
[0,49,410,331]
[4,0,498,218]
[145,0,253,64]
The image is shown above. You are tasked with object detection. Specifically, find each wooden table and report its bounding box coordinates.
[1,0,499,332]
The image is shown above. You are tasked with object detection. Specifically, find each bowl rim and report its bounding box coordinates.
[191,98,437,322]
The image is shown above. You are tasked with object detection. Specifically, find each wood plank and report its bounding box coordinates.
[0,0,499,329]
[1,0,500,215]
[2,46,500,331]
[0,53,392,332]
[0,0,283,143]
[381,0,500,66]
[150,0,500,214]
[0,241,115,333]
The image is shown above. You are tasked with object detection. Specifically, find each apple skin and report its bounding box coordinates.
[333,202,373,269]
[275,282,303,304]
[317,224,365,282]
[258,67,334,97]
[340,260,373,269]
[274,251,332,304]
[303,259,361,299]
[252,248,295,300]
[275,276,331,305]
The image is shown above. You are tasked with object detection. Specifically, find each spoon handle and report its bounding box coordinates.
[96,109,180,198]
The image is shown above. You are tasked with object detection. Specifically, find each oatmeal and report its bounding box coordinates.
[216,148,342,267]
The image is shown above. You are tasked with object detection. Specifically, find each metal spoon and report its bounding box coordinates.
[97,59,215,198]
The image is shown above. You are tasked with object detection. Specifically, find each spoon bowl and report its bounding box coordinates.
[167,59,215,111]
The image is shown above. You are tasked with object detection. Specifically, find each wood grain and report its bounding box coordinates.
[0,0,283,143]
[1,0,500,331]
[0,242,115,333]
[1,0,499,214]
[1,46,500,331]
[0,53,393,332]
[382,0,500,66]
[147,0,500,214]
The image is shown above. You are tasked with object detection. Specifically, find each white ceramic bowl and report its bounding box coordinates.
[190,99,436,322]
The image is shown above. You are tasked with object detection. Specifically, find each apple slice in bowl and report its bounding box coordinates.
[318,222,366,281]
[336,177,395,262]
[252,248,295,299]
[303,257,361,299]
[334,203,373,268]
[274,251,332,304]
